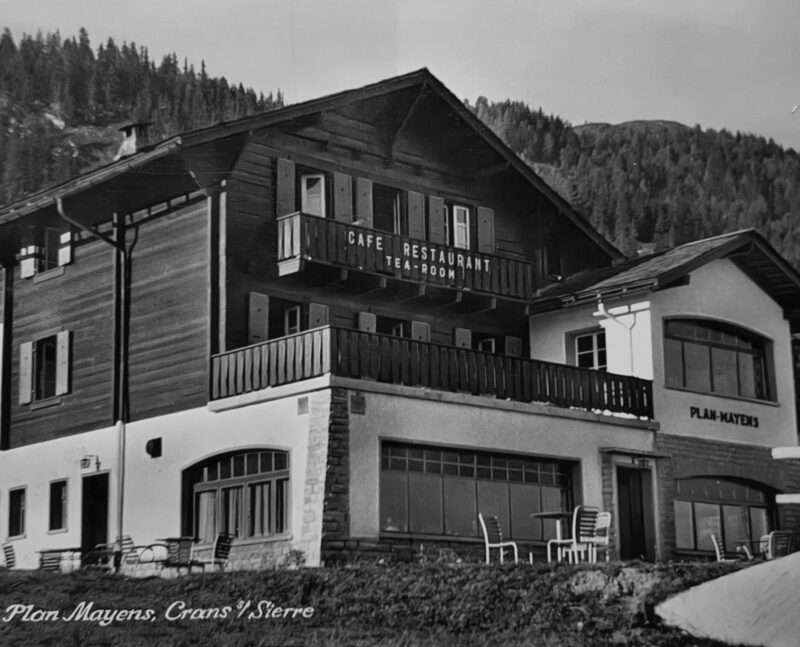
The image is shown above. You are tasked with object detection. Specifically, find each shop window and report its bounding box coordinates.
[664,319,772,400]
[574,330,607,370]
[300,173,326,217]
[674,477,772,555]
[373,184,406,234]
[380,442,573,541]
[187,449,289,543]
[8,487,25,537]
[49,480,67,532]
[18,331,71,405]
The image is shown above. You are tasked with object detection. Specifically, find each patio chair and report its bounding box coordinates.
[2,543,15,569]
[710,533,746,563]
[561,506,599,564]
[589,511,612,562]
[38,550,64,572]
[157,537,205,576]
[194,533,234,572]
[764,530,793,560]
[479,513,518,564]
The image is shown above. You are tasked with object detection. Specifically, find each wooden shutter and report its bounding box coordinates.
[18,341,33,404]
[58,232,73,266]
[407,191,426,240]
[504,336,523,357]
[276,158,296,217]
[248,292,270,344]
[454,327,472,348]
[428,196,446,243]
[333,172,352,222]
[308,303,330,328]
[55,331,70,396]
[411,321,430,342]
[354,177,373,227]
[358,312,376,333]
[476,207,495,254]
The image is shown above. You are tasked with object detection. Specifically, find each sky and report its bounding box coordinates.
[5,0,800,150]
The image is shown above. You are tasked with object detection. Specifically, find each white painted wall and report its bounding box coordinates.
[348,389,656,538]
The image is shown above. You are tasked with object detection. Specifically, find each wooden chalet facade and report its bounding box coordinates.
[0,70,795,569]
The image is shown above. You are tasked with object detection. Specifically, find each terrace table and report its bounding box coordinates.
[531,511,572,562]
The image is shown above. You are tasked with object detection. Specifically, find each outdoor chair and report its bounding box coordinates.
[589,511,612,562]
[561,506,600,564]
[194,533,234,572]
[2,543,15,569]
[156,537,205,576]
[764,530,793,560]
[479,513,519,564]
[38,550,64,571]
[710,533,746,563]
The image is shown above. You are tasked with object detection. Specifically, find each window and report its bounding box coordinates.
[300,173,326,217]
[477,338,496,353]
[267,299,303,339]
[575,330,607,370]
[447,204,470,249]
[8,488,25,537]
[19,331,71,405]
[380,442,573,541]
[376,315,409,338]
[19,227,72,278]
[664,319,771,400]
[284,305,301,335]
[674,478,772,555]
[188,450,289,543]
[49,480,67,531]
[373,184,406,234]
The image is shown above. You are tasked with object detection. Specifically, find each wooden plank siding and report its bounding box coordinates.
[127,198,210,420]
[9,236,116,447]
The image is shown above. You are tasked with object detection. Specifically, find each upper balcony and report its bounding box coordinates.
[210,326,654,420]
[277,213,533,303]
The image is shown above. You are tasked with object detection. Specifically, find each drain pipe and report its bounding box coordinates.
[57,198,129,556]
[593,299,636,375]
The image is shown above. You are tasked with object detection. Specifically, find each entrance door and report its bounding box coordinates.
[81,473,109,564]
[617,466,654,561]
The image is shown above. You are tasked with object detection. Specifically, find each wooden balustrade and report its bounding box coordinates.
[278,212,532,300]
[210,327,654,419]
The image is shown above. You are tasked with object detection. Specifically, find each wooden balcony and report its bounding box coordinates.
[210,327,654,419]
[277,212,533,301]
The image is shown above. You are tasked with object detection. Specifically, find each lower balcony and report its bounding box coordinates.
[210,327,654,419]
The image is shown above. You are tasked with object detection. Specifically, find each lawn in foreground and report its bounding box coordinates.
[0,561,747,646]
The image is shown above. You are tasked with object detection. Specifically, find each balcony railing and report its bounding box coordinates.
[211,327,654,419]
[277,212,533,301]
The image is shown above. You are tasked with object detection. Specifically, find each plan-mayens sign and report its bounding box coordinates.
[345,229,492,282]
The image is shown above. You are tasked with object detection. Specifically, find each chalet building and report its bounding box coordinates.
[0,69,798,569]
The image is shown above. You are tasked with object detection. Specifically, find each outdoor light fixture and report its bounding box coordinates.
[80,454,101,471]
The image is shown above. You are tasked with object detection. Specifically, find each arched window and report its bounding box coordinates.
[183,449,289,544]
[664,319,772,400]
[674,477,773,555]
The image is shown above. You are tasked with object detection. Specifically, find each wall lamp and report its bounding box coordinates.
[80,454,101,471]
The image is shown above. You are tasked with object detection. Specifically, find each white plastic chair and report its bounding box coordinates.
[589,511,612,562]
[479,513,519,564]
[561,506,599,564]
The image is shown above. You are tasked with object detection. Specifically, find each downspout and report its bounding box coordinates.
[56,198,129,560]
[593,299,636,375]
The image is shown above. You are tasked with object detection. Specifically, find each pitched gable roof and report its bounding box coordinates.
[0,69,622,260]
[532,229,800,326]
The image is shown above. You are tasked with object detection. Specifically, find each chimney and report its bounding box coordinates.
[115,122,154,160]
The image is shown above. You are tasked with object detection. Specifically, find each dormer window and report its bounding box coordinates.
[300,173,326,217]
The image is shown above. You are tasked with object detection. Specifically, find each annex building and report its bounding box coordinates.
[0,70,798,568]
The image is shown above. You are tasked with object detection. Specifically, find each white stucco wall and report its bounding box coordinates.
[0,389,326,569]
[347,388,656,538]
[530,258,797,448]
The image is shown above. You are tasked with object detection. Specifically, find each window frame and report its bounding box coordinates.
[8,487,26,538]
[574,330,607,371]
[190,450,290,544]
[300,172,327,218]
[19,330,71,406]
[48,480,68,532]
[372,183,406,235]
[450,204,471,250]
[663,318,773,401]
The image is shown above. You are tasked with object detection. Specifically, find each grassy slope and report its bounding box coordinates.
[0,562,747,647]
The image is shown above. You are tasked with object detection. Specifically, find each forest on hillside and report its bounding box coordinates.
[471,98,800,265]
[3,28,800,269]
[0,28,282,203]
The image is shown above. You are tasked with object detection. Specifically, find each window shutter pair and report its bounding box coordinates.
[18,331,70,405]
[248,292,330,343]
